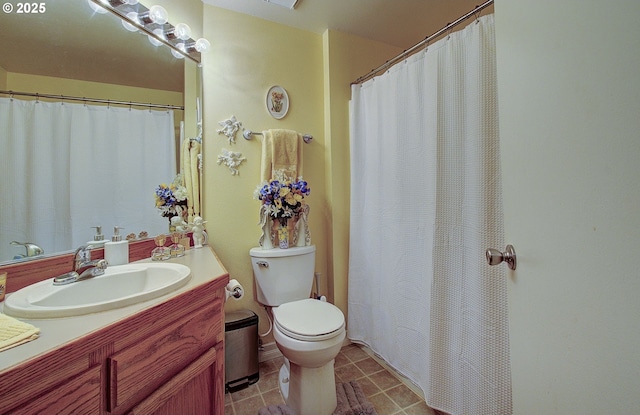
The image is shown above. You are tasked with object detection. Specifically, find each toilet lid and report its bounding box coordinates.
[274,298,345,342]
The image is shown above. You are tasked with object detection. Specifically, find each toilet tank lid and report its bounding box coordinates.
[249,245,315,258]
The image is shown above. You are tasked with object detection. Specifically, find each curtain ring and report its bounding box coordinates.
[35,93,40,103]
[60,94,64,106]
[129,101,132,111]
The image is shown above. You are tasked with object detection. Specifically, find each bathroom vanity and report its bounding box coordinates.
[0,247,228,415]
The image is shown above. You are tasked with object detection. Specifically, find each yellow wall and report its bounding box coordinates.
[0,65,6,89]
[155,0,202,140]
[6,72,182,107]
[201,6,325,339]
[322,30,401,319]
[199,5,400,340]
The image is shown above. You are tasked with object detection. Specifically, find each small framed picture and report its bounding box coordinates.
[266,85,289,119]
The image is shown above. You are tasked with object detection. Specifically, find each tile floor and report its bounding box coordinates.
[225,343,438,415]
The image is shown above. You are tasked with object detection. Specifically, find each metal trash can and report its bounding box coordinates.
[225,309,259,392]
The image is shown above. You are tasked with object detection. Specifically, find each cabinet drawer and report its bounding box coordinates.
[108,298,222,412]
[7,364,101,415]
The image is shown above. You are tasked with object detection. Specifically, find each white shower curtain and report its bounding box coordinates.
[0,98,176,261]
[349,15,511,415]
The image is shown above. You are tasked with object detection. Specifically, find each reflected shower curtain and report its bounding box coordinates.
[0,98,175,261]
[349,15,511,415]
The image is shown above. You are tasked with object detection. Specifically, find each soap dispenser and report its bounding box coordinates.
[104,226,129,266]
[87,226,107,247]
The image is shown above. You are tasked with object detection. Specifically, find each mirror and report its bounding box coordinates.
[0,0,201,263]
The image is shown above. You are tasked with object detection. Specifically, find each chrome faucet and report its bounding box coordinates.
[53,244,108,285]
[10,241,44,258]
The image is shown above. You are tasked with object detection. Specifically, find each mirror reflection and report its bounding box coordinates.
[0,0,200,263]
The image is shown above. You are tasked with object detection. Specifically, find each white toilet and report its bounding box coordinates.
[250,245,346,415]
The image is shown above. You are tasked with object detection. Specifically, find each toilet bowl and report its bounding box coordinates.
[272,298,346,415]
[249,246,346,415]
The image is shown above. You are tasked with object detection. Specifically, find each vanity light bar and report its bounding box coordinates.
[88,0,203,63]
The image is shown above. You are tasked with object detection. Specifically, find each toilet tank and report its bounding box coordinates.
[249,245,316,306]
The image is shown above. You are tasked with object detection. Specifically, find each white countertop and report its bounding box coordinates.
[0,246,228,373]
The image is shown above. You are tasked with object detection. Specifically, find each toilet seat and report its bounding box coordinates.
[273,298,345,342]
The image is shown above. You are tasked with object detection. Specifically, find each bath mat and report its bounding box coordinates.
[257,381,377,415]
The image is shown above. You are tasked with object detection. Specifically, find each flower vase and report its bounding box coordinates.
[277,221,289,249]
[168,215,177,233]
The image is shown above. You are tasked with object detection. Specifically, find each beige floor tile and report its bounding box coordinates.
[232,394,265,415]
[341,344,370,362]
[404,400,437,415]
[256,370,280,394]
[368,369,402,391]
[334,351,351,368]
[334,362,365,382]
[356,375,382,398]
[229,382,260,402]
[261,388,286,407]
[354,356,385,375]
[368,392,402,414]
[385,383,422,408]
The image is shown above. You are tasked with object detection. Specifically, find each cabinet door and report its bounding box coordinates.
[6,365,101,415]
[108,298,222,412]
[127,346,220,415]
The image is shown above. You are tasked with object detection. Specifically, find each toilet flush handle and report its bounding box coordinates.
[257,261,269,268]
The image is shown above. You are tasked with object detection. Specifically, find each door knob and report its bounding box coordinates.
[486,245,517,270]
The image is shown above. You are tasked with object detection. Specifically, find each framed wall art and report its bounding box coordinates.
[266,85,289,119]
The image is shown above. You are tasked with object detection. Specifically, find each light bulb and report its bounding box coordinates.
[148,28,165,47]
[171,43,186,59]
[148,5,168,24]
[138,4,168,25]
[175,23,192,40]
[195,38,211,53]
[164,23,191,42]
[122,11,140,32]
[87,0,108,14]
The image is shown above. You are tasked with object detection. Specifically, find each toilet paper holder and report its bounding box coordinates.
[225,279,244,301]
[485,245,517,270]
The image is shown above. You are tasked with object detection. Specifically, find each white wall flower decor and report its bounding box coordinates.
[217,149,246,175]
[217,115,242,143]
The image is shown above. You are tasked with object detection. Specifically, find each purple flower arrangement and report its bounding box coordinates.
[254,178,310,224]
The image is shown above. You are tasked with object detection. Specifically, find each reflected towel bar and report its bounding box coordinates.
[243,130,312,144]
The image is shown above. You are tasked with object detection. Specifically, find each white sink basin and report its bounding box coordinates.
[3,263,191,318]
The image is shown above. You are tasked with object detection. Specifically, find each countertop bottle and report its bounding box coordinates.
[104,226,129,266]
[87,226,107,247]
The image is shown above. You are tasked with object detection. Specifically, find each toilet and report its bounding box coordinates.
[250,245,346,415]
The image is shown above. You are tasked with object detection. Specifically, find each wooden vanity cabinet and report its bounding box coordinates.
[0,275,227,415]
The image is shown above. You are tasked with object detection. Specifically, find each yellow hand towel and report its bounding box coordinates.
[0,313,40,352]
[260,129,303,182]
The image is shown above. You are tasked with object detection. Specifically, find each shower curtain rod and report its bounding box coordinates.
[0,89,184,111]
[351,0,494,85]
